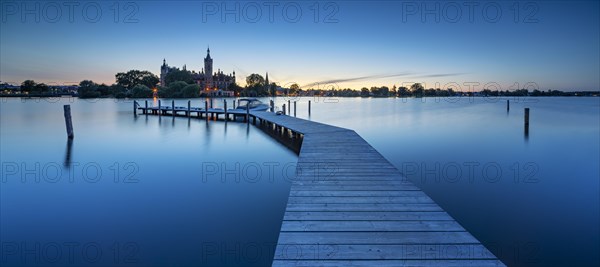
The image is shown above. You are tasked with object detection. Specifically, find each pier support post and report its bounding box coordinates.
[172,100,175,117]
[308,100,311,115]
[507,100,510,112]
[205,101,209,121]
[145,100,148,114]
[63,105,74,139]
[187,100,191,117]
[224,100,228,121]
[158,100,161,117]
[524,108,530,135]
[294,101,297,117]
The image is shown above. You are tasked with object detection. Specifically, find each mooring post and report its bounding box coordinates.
[210,98,213,108]
[507,100,510,112]
[233,99,236,109]
[282,104,286,115]
[288,100,290,113]
[158,100,162,117]
[308,100,311,115]
[171,100,175,117]
[63,105,74,139]
[246,105,250,123]
[133,100,137,115]
[187,100,191,117]
[224,100,228,121]
[294,101,297,117]
[205,101,209,121]
[524,108,530,132]
[270,100,274,112]
[144,100,148,114]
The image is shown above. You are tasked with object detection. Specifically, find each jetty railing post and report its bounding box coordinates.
[171,100,175,117]
[308,100,311,115]
[158,100,161,117]
[507,100,510,112]
[224,99,228,121]
[524,108,530,134]
[205,101,209,121]
[294,101,297,117]
[144,100,148,114]
[187,100,191,117]
[63,105,74,139]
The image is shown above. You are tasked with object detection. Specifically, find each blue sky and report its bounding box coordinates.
[1,0,599,91]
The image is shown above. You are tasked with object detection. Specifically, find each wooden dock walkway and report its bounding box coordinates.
[136,103,505,266]
[250,112,505,267]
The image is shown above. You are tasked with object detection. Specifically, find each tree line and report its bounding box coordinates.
[5,71,598,98]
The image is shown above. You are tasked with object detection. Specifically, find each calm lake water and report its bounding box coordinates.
[1,96,599,267]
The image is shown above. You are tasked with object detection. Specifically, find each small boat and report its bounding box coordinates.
[235,98,269,111]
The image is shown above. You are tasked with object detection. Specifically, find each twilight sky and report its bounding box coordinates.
[1,1,598,91]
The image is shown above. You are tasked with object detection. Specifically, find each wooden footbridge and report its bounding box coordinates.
[136,100,505,266]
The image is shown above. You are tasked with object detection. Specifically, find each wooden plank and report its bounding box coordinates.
[277,232,479,245]
[272,260,505,267]
[274,244,497,260]
[283,211,451,220]
[284,204,445,212]
[286,196,435,204]
[281,220,464,232]
[289,190,427,197]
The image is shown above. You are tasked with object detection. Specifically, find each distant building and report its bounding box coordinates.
[160,48,236,93]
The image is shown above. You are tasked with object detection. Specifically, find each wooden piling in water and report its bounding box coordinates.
[507,100,510,111]
[63,105,74,139]
[288,100,290,114]
[270,100,274,112]
[524,108,530,134]
[246,105,250,123]
[187,100,191,117]
[294,101,297,117]
[224,100,228,121]
[172,100,175,117]
[308,100,311,115]
[158,100,161,117]
[205,101,209,121]
[133,100,137,115]
[144,100,148,114]
[282,104,286,115]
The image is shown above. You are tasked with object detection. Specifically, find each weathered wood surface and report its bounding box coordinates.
[248,111,504,267]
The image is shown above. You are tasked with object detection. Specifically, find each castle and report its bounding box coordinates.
[160,48,236,92]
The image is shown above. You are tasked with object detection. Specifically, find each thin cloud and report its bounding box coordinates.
[300,72,467,88]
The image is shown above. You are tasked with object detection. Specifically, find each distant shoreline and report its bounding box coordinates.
[1,94,598,99]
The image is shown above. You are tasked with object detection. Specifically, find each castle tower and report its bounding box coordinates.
[204,47,213,90]
[160,58,168,87]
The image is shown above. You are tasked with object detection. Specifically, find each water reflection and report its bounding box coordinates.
[63,138,73,168]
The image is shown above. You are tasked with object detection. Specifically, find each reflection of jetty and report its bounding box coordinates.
[136,101,505,266]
